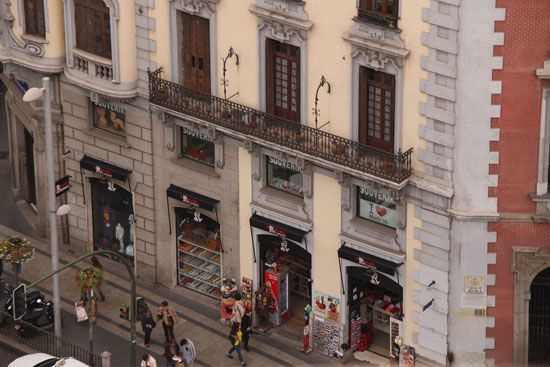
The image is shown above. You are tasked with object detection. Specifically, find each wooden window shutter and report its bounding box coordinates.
[180,12,194,89]
[358,66,368,145]
[195,16,211,94]
[265,38,275,115]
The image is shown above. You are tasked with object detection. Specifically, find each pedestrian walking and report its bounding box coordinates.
[90,256,106,302]
[141,353,157,367]
[231,293,245,324]
[157,300,180,344]
[141,305,156,347]
[164,338,181,367]
[241,311,252,352]
[180,338,197,367]
[226,322,246,366]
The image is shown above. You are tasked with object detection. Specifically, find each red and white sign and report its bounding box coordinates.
[95,165,113,177]
[181,194,200,206]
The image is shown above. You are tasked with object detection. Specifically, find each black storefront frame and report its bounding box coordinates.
[166,184,220,235]
[90,177,135,261]
[257,234,312,300]
[249,213,309,263]
[80,155,132,205]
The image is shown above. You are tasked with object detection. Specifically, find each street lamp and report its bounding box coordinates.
[23,77,62,338]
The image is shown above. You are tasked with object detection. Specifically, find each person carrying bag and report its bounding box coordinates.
[141,305,156,347]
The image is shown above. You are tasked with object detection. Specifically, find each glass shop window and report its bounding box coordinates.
[180,127,215,166]
[266,155,303,197]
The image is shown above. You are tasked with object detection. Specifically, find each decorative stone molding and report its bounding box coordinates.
[250,0,312,126]
[180,0,219,14]
[3,0,46,58]
[511,247,550,366]
[169,0,218,95]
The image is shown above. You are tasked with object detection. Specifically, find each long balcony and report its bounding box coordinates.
[148,69,412,184]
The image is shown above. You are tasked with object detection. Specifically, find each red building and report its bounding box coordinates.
[487,1,550,365]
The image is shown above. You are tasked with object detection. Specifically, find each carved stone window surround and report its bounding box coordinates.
[250,0,313,125]
[169,0,219,95]
[64,0,122,85]
[341,176,404,253]
[511,247,550,366]
[169,116,225,172]
[251,146,313,222]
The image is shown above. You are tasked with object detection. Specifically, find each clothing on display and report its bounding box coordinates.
[91,178,134,261]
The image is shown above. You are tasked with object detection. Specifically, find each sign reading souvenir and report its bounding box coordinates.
[313,290,340,324]
[464,276,485,294]
[358,186,397,228]
[55,175,71,196]
[93,102,126,135]
[181,126,213,143]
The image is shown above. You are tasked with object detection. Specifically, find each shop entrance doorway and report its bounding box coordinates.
[23,128,36,206]
[528,267,550,366]
[347,266,403,358]
[90,178,134,261]
[258,234,311,325]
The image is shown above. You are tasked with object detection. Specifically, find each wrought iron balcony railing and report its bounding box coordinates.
[148,69,412,184]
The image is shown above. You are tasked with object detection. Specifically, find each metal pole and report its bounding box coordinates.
[26,249,137,367]
[42,77,62,339]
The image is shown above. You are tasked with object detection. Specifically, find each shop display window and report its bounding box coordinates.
[180,127,215,166]
[90,178,134,261]
[92,102,126,137]
[176,207,222,299]
[357,186,397,228]
[266,156,303,196]
[259,235,311,300]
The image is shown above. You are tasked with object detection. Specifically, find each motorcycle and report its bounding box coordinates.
[4,289,55,334]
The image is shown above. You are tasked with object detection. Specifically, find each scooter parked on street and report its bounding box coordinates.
[4,290,55,334]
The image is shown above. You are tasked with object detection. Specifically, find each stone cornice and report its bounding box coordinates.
[249,4,314,41]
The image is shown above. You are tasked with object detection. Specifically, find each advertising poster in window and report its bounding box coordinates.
[358,186,397,228]
[313,290,340,324]
[93,102,126,135]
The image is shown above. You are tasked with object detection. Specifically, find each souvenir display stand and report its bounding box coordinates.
[264,268,290,326]
[176,208,222,299]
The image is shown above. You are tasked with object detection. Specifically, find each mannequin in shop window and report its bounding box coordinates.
[102,205,113,248]
[116,223,125,254]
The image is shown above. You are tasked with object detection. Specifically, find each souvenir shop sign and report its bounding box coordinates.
[92,102,126,134]
[267,156,301,172]
[80,155,132,182]
[313,290,340,324]
[55,175,71,196]
[181,126,213,143]
[338,245,399,277]
[249,213,308,243]
[358,186,397,228]
[166,184,219,211]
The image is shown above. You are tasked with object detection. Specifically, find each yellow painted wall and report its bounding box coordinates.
[118,2,138,83]
[400,0,429,172]
[44,0,66,58]
[238,147,254,279]
[305,2,355,137]
[312,172,342,296]
[217,0,258,108]
[149,0,170,75]
[405,203,422,349]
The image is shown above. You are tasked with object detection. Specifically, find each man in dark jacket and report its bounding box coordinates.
[241,311,252,352]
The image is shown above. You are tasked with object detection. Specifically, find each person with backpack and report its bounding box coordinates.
[226,322,246,366]
[141,305,156,348]
[180,337,197,367]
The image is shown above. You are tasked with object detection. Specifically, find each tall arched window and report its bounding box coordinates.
[74,0,111,58]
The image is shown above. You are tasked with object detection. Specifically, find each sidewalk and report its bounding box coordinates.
[0,223,338,367]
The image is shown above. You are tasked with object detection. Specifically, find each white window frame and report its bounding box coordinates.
[63,0,120,83]
[18,0,50,36]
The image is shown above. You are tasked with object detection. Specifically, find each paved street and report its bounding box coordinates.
[0,342,24,364]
